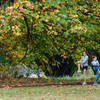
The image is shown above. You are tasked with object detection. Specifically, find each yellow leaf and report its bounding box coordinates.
[0,36,3,40]
[7,12,12,16]
[15,32,21,36]
[26,2,34,9]
[42,73,47,79]
[42,58,48,64]
[14,2,19,8]
[50,12,54,16]
[54,9,59,14]
[29,5,34,9]
[7,7,13,10]
[45,19,49,22]
[5,57,9,60]
[42,0,46,2]
[18,54,24,58]
[70,14,78,18]
[36,15,40,19]
[81,37,85,41]
[49,26,52,30]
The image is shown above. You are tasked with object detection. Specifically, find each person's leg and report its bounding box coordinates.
[77,62,83,73]
[78,63,81,72]
[83,69,87,83]
[94,69,100,84]
[81,64,83,68]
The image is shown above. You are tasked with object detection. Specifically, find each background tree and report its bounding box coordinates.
[0,0,100,77]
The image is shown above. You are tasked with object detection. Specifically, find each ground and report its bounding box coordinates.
[0,76,96,88]
[0,69,99,100]
[0,85,100,100]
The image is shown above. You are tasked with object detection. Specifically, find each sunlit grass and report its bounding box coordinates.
[0,67,97,100]
[0,85,100,100]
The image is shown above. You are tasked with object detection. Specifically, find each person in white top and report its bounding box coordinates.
[77,51,89,85]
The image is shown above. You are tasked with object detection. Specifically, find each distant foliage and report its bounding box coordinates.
[0,0,100,76]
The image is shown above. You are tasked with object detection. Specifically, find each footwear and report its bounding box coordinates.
[77,70,81,73]
[94,82,98,85]
[82,82,87,85]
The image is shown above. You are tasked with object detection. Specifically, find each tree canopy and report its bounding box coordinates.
[0,0,100,76]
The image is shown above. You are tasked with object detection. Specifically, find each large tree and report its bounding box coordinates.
[0,0,100,76]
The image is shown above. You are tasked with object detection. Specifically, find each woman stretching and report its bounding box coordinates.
[77,51,88,85]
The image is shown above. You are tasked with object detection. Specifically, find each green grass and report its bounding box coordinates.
[0,67,97,100]
[0,85,100,100]
[48,67,94,80]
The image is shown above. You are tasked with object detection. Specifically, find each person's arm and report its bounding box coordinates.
[81,56,88,64]
[91,61,99,67]
[91,62,96,75]
[78,56,83,64]
[91,62,94,68]
[97,61,100,67]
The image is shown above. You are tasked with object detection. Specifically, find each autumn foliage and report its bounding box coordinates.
[0,0,100,76]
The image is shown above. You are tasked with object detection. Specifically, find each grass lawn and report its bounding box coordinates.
[0,85,100,100]
[0,67,98,100]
